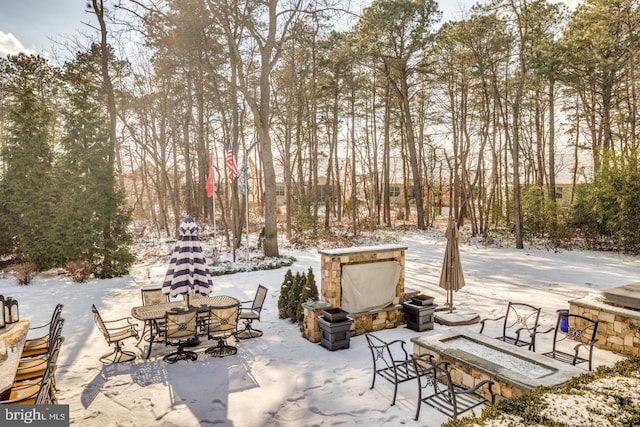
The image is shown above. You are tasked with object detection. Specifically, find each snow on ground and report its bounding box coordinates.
[0,228,637,426]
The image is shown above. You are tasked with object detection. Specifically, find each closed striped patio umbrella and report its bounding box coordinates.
[162,216,213,301]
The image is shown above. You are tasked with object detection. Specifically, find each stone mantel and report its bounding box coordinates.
[318,244,408,257]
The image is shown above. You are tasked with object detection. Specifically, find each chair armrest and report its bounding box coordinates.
[102,317,138,331]
[463,379,495,404]
[530,326,554,338]
[479,315,505,334]
[385,339,410,360]
[573,338,599,352]
[102,316,136,325]
[28,322,51,331]
[513,326,535,340]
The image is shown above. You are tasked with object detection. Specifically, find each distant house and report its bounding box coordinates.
[553,183,578,208]
[273,156,411,207]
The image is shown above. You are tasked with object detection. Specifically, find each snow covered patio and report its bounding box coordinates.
[1,229,636,426]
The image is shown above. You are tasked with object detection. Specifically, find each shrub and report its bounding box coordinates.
[287,272,304,321]
[66,260,94,283]
[13,262,37,285]
[278,269,293,319]
[279,267,319,325]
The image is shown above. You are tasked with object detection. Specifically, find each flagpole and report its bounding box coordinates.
[206,155,218,256]
[211,186,218,252]
[245,150,250,262]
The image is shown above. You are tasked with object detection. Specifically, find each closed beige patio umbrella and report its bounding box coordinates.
[439,217,465,313]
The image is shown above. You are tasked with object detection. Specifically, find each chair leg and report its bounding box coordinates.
[205,338,238,357]
[163,345,198,364]
[236,320,263,340]
[100,341,136,363]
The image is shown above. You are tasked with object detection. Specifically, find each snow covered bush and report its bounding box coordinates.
[13,262,37,285]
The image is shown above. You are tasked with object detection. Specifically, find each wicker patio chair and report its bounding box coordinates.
[236,285,267,339]
[163,309,199,363]
[92,304,139,363]
[206,303,239,357]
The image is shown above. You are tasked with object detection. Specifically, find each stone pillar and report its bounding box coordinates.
[301,300,332,343]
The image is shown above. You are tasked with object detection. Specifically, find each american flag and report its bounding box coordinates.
[226,143,239,181]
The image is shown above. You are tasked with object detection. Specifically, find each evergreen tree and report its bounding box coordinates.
[288,271,304,322]
[57,44,134,277]
[305,267,318,301]
[278,269,293,319]
[297,267,319,323]
[0,53,59,269]
[572,159,640,253]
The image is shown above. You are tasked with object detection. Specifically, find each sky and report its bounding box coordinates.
[0,0,480,60]
[0,0,583,62]
[0,0,91,57]
[0,226,635,425]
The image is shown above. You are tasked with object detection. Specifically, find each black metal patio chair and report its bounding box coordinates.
[365,333,418,406]
[411,353,495,420]
[479,301,541,351]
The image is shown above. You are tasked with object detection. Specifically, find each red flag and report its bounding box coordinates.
[226,143,239,181]
[206,155,216,198]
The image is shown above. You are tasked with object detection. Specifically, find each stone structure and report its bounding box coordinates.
[412,331,582,402]
[302,301,332,343]
[302,245,410,343]
[570,293,640,357]
[318,245,408,308]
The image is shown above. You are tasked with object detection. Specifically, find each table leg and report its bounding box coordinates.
[144,321,156,359]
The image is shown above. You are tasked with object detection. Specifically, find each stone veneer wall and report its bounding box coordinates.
[570,295,640,357]
[302,301,332,343]
[412,345,523,402]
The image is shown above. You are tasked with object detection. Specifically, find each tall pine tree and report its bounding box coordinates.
[0,53,59,269]
[57,44,134,277]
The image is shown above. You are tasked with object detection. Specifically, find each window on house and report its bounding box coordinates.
[276,184,285,197]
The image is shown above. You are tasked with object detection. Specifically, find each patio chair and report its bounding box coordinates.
[14,336,64,404]
[0,364,55,405]
[411,354,495,420]
[92,304,139,363]
[141,287,167,306]
[365,333,418,406]
[140,287,168,342]
[163,309,199,363]
[21,304,64,358]
[206,303,239,357]
[479,302,541,351]
[16,336,64,384]
[236,285,267,339]
[537,312,599,371]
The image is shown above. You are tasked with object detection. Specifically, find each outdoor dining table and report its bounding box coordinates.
[0,318,31,397]
[131,296,239,359]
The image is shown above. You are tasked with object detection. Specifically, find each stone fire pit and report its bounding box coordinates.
[412,330,582,401]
